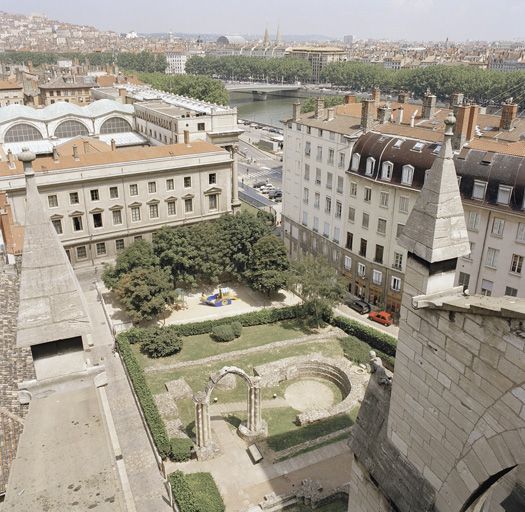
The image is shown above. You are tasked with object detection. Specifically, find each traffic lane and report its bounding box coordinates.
[334,304,399,338]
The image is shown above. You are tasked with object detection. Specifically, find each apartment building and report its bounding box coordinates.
[165,52,188,74]
[0,80,24,107]
[286,47,347,82]
[282,94,525,317]
[0,140,236,267]
[39,75,97,106]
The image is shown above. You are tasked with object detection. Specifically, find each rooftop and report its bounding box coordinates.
[38,75,97,90]
[0,80,22,91]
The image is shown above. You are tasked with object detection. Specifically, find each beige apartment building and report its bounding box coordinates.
[286,47,347,82]
[39,75,96,106]
[282,94,525,316]
[0,139,236,267]
[0,80,24,107]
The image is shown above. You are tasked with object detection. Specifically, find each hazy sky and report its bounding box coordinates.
[3,0,525,41]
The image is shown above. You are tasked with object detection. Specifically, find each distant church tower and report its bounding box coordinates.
[275,24,282,45]
[263,27,270,46]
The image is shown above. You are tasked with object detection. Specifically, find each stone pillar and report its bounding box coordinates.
[193,392,211,449]
[230,145,241,213]
[247,378,262,433]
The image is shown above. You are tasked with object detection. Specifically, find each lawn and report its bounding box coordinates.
[132,319,316,369]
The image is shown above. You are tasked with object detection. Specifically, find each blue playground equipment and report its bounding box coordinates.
[201,287,238,307]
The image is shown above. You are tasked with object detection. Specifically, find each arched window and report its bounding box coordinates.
[350,153,360,171]
[100,117,132,134]
[4,123,43,143]
[381,161,393,181]
[401,165,414,186]
[54,120,89,138]
[365,157,375,176]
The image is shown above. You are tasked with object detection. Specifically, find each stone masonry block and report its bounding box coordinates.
[406,309,421,331]
[472,437,502,475]
[420,319,447,349]
[423,465,443,491]
[502,430,525,463]
[445,338,474,367]
[488,433,517,469]
[449,405,476,436]
[504,343,525,372]
[479,344,501,367]
[437,371,452,389]
[473,358,513,394]
[498,356,525,384]
[445,352,466,374]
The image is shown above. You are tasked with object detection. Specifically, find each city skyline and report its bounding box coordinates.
[1,0,525,42]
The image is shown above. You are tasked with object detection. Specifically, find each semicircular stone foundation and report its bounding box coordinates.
[254,353,369,425]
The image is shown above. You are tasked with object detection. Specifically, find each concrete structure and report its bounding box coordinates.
[346,115,525,512]
[0,140,237,267]
[282,94,525,318]
[38,75,97,106]
[0,80,23,107]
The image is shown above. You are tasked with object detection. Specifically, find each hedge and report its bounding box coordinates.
[170,438,193,462]
[169,471,224,512]
[116,334,171,458]
[231,321,242,338]
[331,315,397,358]
[140,329,183,358]
[211,324,235,342]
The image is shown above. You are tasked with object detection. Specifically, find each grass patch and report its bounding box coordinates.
[338,335,393,367]
[169,471,224,512]
[274,431,349,462]
[133,319,315,369]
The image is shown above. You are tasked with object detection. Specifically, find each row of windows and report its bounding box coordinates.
[343,256,402,291]
[304,142,346,168]
[472,180,518,206]
[47,174,216,208]
[348,181,411,213]
[297,125,346,144]
[304,165,345,192]
[4,117,132,143]
[350,154,416,186]
[71,237,141,261]
[467,213,525,244]
[344,232,404,270]
[52,195,219,234]
[484,249,524,274]
[458,272,518,297]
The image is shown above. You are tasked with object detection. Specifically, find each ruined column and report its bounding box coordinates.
[193,392,211,449]
[247,377,262,433]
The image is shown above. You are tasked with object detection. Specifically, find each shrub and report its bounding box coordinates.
[169,471,224,512]
[140,329,183,358]
[231,321,242,338]
[124,327,151,345]
[211,324,235,342]
[169,438,193,462]
[116,335,170,458]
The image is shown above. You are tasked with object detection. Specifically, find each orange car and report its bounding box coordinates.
[368,311,393,326]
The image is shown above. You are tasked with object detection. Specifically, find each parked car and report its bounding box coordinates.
[253,181,267,189]
[268,189,282,201]
[368,311,393,326]
[345,298,371,315]
[260,184,275,194]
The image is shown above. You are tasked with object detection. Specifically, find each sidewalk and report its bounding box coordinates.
[79,274,172,512]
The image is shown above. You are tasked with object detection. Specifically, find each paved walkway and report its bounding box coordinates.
[145,329,342,373]
[78,272,172,512]
[210,398,288,414]
[171,417,353,511]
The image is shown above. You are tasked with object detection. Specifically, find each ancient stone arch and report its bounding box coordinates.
[193,366,266,459]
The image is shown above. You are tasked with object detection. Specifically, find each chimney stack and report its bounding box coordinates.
[422,90,437,120]
[83,140,89,154]
[372,87,381,108]
[184,130,190,146]
[72,145,79,160]
[344,94,356,104]
[360,99,375,132]
[398,91,408,104]
[118,88,127,100]
[450,92,464,109]
[397,107,404,125]
[110,138,116,151]
[500,99,518,131]
[6,149,15,169]
[453,104,480,149]
[326,107,335,122]
[410,111,417,127]
[314,97,325,120]
[378,105,391,124]
[52,147,59,162]
[292,101,301,122]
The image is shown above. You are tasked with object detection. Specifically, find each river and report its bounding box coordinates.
[229,92,301,128]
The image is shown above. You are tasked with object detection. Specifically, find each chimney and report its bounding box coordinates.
[398,91,408,104]
[184,130,190,146]
[344,94,356,104]
[422,90,437,119]
[360,99,375,132]
[6,149,15,169]
[83,140,89,154]
[500,99,518,131]
[326,107,335,121]
[292,101,301,122]
[410,110,417,127]
[110,138,116,151]
[119,88,127,100]
[52,146,59,162]
[314,97,325,120]
[397,107,404,124]
[378,105,391,124]
[450,92,464,109]
[72,145,79,160]
[372,87,381,108]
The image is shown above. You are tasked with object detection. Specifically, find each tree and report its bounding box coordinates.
[140,328,182,358]
[288,255,345,327]
[115,267,176,323]
[102,239,158,289]
[245,235,289,295]
[301,96,345,113]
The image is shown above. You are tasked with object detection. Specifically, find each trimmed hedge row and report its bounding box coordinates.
[170,438,193,462]
[116,334,171,458]
[169,471,224,512]
[331,315,397,358]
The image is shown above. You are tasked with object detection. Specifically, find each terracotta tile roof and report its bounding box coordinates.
[0,141,227,177]
[466,138,525,157]
[0,192,24,255]
[0,80,22,91]
[54,136,112,155]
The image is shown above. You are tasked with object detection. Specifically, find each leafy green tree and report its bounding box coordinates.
[140,329,182,358]
[301,96,345,113]
[288,255,345,327]
[245,235,289,295]
[103,240,158,289]
[115,267,176,323]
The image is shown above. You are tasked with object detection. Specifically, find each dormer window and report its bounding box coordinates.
[432,144,442,155]
[497,185,512,205]
[393,139,403,149]
[381,161,393,181]
[412,142,425,152]
[351,153,360,171]
[365,157,375,176]
[472,180,487,200]
[401,165,414,186]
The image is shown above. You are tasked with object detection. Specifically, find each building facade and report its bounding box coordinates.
[165,52,188,74]
[0,141,236,267]
[286,47,347,82]
[0,80,24,107]
[38,75,96,106]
